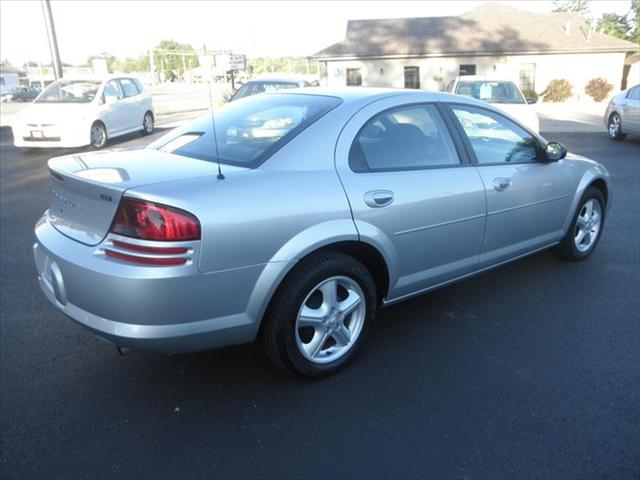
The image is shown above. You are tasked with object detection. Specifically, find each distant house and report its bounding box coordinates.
[311,3,639,97]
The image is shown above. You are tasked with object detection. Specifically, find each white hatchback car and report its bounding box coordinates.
[13,76,154,149]
[445,76,540,133]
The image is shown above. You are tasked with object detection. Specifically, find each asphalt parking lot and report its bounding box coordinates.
[1,126,638,479]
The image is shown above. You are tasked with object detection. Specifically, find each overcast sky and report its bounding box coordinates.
[0,0,633,66]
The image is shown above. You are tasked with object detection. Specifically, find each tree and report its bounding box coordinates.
[248,57,317,75]
[553,0,590,17]
[596,13,631,39]
[119,55,150,73]
[152,39,199,78]
[630,0,640,44]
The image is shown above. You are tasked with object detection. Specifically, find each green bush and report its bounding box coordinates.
[585,77,614,102]
[522,89,539,102]
[541,79,573,102]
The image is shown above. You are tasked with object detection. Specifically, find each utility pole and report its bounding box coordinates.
[41,0,63,80]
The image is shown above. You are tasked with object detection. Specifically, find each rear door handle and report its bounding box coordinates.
[492,177,512,192]
[364,190,394,208]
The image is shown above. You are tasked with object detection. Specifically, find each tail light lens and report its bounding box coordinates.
[109,198,200,241]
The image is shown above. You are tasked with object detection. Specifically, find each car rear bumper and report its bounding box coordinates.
[33,216,264,353]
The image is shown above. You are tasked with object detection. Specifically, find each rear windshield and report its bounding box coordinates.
[149,93,341,167]
[455,81,526,104]
[232,81,299,100]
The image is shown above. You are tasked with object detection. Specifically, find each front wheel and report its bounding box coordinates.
[90,122,107,149]
[555,187,605,261]
[261,251,377,378]
[141,111,154,135]
[608,113,625,141]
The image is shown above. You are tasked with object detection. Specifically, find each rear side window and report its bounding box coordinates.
[349,104,460,172]
[149,93,342,167]
[119,78,139,97]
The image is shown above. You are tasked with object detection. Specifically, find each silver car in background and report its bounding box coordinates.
[605,84,640,140]
[34,88,611,377]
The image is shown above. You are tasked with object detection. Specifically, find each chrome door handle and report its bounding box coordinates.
[493,177,512,192]
[364,190,394,208]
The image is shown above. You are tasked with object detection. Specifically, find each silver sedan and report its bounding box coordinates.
[34,88,611,377]
[605,84,640,140]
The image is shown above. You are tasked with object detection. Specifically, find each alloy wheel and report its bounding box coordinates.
[608,114,621,138]
[90,124,106,148]
[143,113,154,133]
[295,276,366,364]
[574,198,602,253]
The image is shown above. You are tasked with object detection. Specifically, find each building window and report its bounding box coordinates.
[459,64,476,76]
[346,68,362,86]
[518,64,536,92]
[404,66,420,89]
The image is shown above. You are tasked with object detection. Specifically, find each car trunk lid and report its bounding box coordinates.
[47,148,247,245]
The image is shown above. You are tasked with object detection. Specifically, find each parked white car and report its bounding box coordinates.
[13,76,154,149]
[445,76,540,133]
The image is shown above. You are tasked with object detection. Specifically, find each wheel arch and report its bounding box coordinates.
[562,167,612,235]
[246,225,394,338]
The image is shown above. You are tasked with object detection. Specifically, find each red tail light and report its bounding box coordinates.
[109,198,200,241]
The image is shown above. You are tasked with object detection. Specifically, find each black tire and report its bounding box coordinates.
[89,121,107,149]
[555,186,606,261]
[260,251,377,378]
[141,111,154,135]
[607,112,626,141]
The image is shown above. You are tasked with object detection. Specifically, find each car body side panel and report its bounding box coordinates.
[333,95,488,299]
[560,155,612,234]
[126,168,356,273]
[474,161,576,268]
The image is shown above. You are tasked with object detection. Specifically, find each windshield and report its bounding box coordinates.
[149,93,341,167]
[455,81,526,104]
[36,80,101,103]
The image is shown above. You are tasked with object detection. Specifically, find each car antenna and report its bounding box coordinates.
[207,78,225,180]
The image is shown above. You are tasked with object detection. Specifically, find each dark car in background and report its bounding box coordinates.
[13,85,41,102]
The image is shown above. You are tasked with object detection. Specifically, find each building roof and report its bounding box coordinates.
[312,2,639,59]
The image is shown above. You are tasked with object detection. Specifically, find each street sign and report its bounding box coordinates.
[215,54,246,72]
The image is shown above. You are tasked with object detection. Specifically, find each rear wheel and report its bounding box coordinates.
[261,251,377,378]
[141,111,154,135]
[608,113,625,140]
[555,187,605,261]
[90,122,107,149]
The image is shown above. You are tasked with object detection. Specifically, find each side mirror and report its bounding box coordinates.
[545,142,567,162]
[104,95,117,106]
[526,97,537,104]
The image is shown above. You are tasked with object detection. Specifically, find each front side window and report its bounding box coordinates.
[349,104,460,171]
[103,80,123,102]
[455,81,526,104]
[451,105,540,164]
[35,79,101,103]
[627,86,640,100]
[149,93,341,167]
[119,78,139,97]
[404,66,420,89]
[346,68,362,86]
